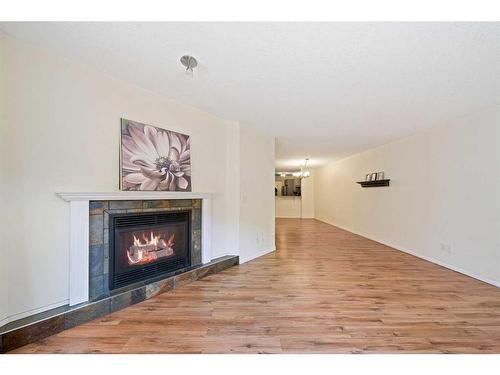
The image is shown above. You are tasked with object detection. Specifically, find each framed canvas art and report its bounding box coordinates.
[120,118,191,191]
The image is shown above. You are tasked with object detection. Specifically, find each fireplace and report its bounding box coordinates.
[109,210,191,290]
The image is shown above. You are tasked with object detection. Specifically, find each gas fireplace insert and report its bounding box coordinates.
[109,210,191,290]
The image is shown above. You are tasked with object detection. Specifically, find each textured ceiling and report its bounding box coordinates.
[1,22,499,170]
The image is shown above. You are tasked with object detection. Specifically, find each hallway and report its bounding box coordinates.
[12,219,500,353]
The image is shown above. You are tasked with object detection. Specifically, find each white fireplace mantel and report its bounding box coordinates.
[57,191,216,201]
[56,191,216,306]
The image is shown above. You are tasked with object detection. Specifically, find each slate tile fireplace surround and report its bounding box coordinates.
[59,191,215,306]
[89,199,202,301]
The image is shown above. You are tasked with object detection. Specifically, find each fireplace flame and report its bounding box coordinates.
[133,232,161,247]
[127,231,175,265]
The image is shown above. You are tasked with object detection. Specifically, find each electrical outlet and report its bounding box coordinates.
[440,242,453,253]
[256,234,264,245]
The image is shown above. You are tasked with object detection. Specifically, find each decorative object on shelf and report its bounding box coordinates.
[357,171,389,187]
[120,118,191,191]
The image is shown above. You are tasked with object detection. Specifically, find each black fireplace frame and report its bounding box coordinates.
[108,210,192,290]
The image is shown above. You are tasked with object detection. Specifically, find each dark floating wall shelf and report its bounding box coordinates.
[356,179,390,188]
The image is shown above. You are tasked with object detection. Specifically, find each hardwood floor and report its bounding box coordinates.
[11,218,500,353]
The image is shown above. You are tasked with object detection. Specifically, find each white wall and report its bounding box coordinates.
[224,121,241,253]
[314,104,500,286]
[275,196,302,218]
[0,33,8,324]
[275,171,315,218]
[239,123,276,263]
[1,33,275,321]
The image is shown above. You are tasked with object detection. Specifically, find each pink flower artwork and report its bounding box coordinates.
[120,119,191,191]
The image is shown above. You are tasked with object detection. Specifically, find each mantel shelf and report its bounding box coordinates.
[56,191,216,202]
[356,179,390,188]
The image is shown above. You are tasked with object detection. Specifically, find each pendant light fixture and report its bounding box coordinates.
[180,55,198,77]
[301,158,311,178]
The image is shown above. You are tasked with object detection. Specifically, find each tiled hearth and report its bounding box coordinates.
[88,199,202,301]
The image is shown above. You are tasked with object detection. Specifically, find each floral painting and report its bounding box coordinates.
[120,119,191,191]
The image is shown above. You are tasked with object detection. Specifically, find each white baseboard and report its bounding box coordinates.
[1,299,69,328]
[315,217,500,288]
[276,215,315,219]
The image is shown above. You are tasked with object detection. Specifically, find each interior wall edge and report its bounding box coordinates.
[239,247,276,265]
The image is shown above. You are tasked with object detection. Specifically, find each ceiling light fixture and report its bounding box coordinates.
[300,158,311,178]
[180,55,198,77]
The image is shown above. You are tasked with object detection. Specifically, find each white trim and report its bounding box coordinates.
[275,216,316,218]
[57,191,216,201]
[315,218,500,288]
[69,200,90,306]
[201,198,212,264]
[0,299,68,328]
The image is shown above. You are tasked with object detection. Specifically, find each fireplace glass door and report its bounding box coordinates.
[109,211,191,289]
